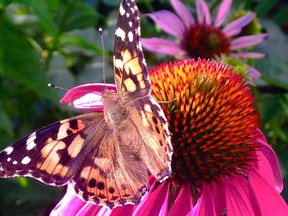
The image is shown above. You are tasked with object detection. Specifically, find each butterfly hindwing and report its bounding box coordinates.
[130,97,173,182]
[72,129,149,208]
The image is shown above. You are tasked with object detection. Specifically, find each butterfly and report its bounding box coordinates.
[0,0,173,209]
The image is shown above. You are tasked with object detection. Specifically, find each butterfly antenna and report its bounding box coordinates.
[99,27,106,89]
[48,83,69,91]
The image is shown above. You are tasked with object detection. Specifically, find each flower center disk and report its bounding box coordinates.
[150,59,260,187]
[184,24,230,59]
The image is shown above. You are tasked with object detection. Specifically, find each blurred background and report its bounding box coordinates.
[0,0,287,215]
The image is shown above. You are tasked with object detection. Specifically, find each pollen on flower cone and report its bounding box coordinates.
[149,59,260,187]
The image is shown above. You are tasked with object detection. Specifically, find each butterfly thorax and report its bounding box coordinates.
[102,89,129,127]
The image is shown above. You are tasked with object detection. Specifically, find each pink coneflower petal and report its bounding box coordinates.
[231,52,266,59]
[222,12,255,38]
[168,183,193,215]
[51,185,85,216]
[230,33,269,50]
[170,0,195,28]
[60,83,116,111]
[109,205,134,216]
[255,130,283,192]
[78,204,110,216]
[196,0,212,25]
[146,10,185,38]
[223,176,259,215]
[214,0,233,27]
[133,181,170,216]
[249,171,288,215]
[247,66,261,80]
[142,38,186,56]
[196,183,217,215]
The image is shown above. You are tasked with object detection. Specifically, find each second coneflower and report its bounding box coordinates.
[52,59,287,215]
[142,0,268,60]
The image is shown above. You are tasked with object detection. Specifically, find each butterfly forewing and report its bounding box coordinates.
[0,113,99,185]
[114,0,150,98]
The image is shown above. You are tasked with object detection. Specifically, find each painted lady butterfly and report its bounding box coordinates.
[0,0,173,209]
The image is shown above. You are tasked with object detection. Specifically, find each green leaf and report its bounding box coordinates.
[24,0,58,38]
[102,0,120,7]
[0,16,58,101]
[254,0,281,17]
[60,34,104,55]
[272,5,288,25]
[254,20,288,88]
[64,2,99,31]
[0,105,13,136]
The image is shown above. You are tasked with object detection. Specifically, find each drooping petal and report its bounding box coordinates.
[193,183,216,215]
[230,33,269,50]
[196,0,212,25]
[223,175,260,215]
[60,83,116,111]
[145,10,185,39]
[222,12,255,38]
[231,52,266,59]
[214,0,233,27]
[168,183,193,215]
[170,0,195,28]
[253,129,283,192]
[249,171,288,215]
[108,205,134,216]
[212,181,228,214]
[78,204,111,216]
[247,66,261,79]
[132,181,169,216]
[50,185,85,216]
[142,38,186,56]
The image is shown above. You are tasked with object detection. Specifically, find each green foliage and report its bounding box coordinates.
[0,0,287,214]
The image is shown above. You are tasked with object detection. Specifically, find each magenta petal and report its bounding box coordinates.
[146,10,185,39]
[133,181,169,216]
[254,129,283,192]
[51,185,85,216]
[142,38,186,56]
[170,0,195,28]
[196,183,216,215]
[214,0,232,27]
[78,204,110,216]
[230,33,269,50]
[222,12,254,38]
[60,83,116,111]
[168,183,193,215]
[110,205,135,216]
[249,171,288,215]
[231,52,266,59]
[196,0,212,25]
[223,175,259,215]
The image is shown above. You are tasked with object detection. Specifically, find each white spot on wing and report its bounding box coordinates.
[115,27,126,41]
[119,4,125,16]
[21,156,31,165]
[7,157,11,162]
[4,147,13,155]
[128,31,133,42]
[13,161,17,165]
[26,132,37,150]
